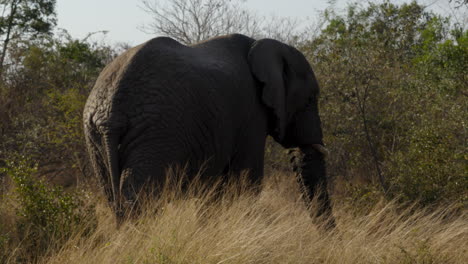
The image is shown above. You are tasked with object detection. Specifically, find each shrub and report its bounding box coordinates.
[0,157,96,262]
[303,0,466,206]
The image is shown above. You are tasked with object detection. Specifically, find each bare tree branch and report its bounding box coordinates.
[139,0,304,45]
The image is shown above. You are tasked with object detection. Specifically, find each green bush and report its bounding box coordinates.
[0,157,96,262]
[302,0,467,206]
[0,32,114,188]
[388,122,467,205]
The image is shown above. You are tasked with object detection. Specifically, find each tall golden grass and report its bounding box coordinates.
[3,171,467,264]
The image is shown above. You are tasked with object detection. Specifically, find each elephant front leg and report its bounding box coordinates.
[297,145,336,230]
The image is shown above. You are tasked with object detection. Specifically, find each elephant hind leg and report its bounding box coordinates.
[85,131,140,225]
[85,133,116,209]
[117,164,167,222]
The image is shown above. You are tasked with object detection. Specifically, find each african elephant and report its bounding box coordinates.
[83,34,334,227]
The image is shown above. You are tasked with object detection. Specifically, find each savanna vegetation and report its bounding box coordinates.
[0,0,466,263]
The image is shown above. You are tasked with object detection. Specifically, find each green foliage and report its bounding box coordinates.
[0,0,57,72]
[388,118,467,205]
[344,183,383,214]
[4,158,78,233]
[46,87,87,145]
[304,0,467,205]
[413,20,467,95]
[0,33,112,260]
[0,31,114,186]
[0,156,95,261]
[0,0,56,35]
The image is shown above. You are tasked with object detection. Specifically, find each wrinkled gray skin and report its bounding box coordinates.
[83,34,334,228]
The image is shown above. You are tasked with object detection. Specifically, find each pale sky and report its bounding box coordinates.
[56,0,464,46]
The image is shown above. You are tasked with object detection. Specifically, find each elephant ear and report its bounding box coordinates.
[248,39,312,141]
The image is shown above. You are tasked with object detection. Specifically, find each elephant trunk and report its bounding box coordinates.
[298,145,336,229]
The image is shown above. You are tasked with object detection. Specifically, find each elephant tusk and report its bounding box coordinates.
[311,144,329,158]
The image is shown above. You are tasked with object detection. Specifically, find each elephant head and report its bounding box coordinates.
[248,39,324,151]
[248,39,334,228]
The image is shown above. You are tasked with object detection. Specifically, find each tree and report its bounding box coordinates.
[0,30,115,186]
[450,0,468,8]
[303,0,467,205]
[140,0,304,45]
[0,0,56,74]
[140,0,261,44]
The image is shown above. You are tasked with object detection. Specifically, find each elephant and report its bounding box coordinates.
[83,33,335,228]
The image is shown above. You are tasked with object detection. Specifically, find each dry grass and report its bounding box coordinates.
[3,171,467,264]
[44,172,467,264]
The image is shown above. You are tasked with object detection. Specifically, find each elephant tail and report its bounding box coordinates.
[102,133,122,214]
